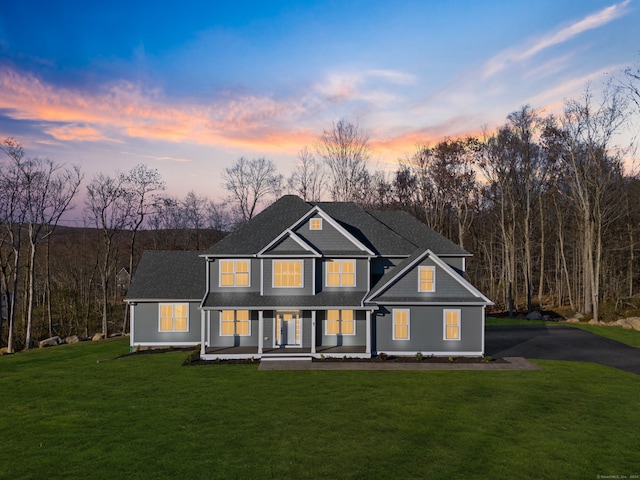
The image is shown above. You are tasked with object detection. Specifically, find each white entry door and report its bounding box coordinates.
[275,311,301,347]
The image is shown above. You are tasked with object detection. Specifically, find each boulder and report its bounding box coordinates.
[39,336,62,348]
[92,333,105,342]
[562,318,580,324]
[627,317,640,331]
[0,347,9,355]
[587,319,600,325]
[526,311,543,321]
[611,319,627,327]
[65,335,80,344]
[109,332,122,338]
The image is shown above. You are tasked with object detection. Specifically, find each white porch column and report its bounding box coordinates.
[365,310,371,355]
[200,310,206,356]
[129,303,135,351]
[258,310,264,354]
[311,310,316,355]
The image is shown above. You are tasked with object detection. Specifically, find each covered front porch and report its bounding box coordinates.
[201,345,369,360]
[200,307,372,360]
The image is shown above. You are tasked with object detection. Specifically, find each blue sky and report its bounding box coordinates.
[0,0,638,202]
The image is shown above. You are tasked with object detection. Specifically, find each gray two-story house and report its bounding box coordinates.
[126,195,492,360]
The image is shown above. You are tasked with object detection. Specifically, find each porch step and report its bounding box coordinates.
[261,355,312,362]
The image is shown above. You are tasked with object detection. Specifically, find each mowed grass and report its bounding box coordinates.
[1,338,640,480]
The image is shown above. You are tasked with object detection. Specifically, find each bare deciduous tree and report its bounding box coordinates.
[544,86,629,321]
[287,147,325,201]
[223,157,283,223]
[317,120,371,202]
[85,172,131,338]
[0,138,82,349]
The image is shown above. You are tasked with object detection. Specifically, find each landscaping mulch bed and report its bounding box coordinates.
[184,355,506,366]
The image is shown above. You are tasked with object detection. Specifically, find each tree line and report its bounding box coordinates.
[1,70,639,352]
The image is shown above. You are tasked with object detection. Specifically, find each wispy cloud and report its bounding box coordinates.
[0,65,422,159]
[482,0,630,78]
[313,69,416,105]
[0,66,314,153]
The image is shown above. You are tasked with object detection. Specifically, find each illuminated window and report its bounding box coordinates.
[219,260,250,287]
[310,218,322,230]
[220,310,251,336]
[326,260,356,287]
[159,304,188,332]
[326,310,355,335]
[444,309,460,340]
[393,309,410,340]
[419,266,435,292]
[273,260,303,287]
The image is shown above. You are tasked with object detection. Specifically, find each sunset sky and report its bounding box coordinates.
[1,0,638,204]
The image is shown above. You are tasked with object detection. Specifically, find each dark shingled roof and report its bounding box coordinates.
[204,195,468,258]
[311,201,416,256]
[367,210,470,256]
[126,251,204,300]
[202,291,367,309]
[206,195,312,255]
[367,248,427,300]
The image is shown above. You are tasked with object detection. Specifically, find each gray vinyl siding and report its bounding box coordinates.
[374,305,483,354]
[269,236,310,254]
[371,257,405,284]
[208,258,260,293]
[263,258,314,296]
[208,310,259,348]
[132,302,201,344]
[318,258,369,293]
[440,256,465,275]
[377,258,477,301]
[295,216,366,254]
[316,310,367,347]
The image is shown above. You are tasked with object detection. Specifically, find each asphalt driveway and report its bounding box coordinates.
[485,325,640,375]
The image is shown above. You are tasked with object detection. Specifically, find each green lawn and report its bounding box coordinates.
[1,338,639,480]
[486,316,640,347]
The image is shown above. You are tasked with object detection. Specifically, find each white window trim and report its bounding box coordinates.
[219,310,252,337]
[392,309,410,341]
[158,303,189,332]
[324,310,356,336]
[418,266,436,292]
[310,218,323,230]
[272,260,304,288]
[325,259,357,287]
[443,309,461,341]
[218,259,251,288]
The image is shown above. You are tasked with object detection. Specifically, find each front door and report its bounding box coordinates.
[275,311,301,347]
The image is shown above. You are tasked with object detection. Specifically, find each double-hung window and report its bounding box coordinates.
[220,310,251,336]
[444,309,461,340]
[159,304,188,332]
[326,260,356,287]
[393,309,410,340]
[326,310,355,335]
[419,266,435,292]
[220,260,250,287]
[273,260,303,287]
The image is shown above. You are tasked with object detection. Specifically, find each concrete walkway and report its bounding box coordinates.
[259,356,539,371]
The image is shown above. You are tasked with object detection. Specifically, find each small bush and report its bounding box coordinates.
[415,352,423,362]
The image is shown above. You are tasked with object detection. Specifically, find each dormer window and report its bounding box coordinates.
[418,266,435,292]
[310,218,322,230]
